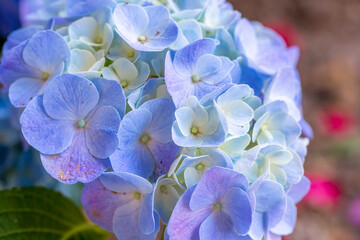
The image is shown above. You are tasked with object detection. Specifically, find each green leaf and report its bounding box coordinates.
[0,187,109,240]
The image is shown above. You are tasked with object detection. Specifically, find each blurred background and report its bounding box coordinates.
[0,0,359,239]
[229,0,360,239]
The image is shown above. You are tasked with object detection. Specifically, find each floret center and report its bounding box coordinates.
[77,119,86,128]
[262,123,269,131]
[191,74,201,83]
[95,37,102,44]
[191,126,199,135]
[42,72,50,81]
[128,51,135,58]
[140,133,151,143]
[160,185,167,193]
[195,163,204,171]
[138,35,147,43]
[133,192,142,200]
[213,202,221,211]
[121,81,128,88]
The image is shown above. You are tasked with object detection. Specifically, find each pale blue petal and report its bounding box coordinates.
[270,198,297,235]
[255,180,285,212]
[91,78,126,119]
[114,4,149,40]
[9,77,43,108]
[43,74,99,120]
[141,98,175,144]
[173,38,216,76]
[85,106,120,159]
[175,107,196,137]
[23,30,70,73]
[178,19,202,43]
[154,178,182,224]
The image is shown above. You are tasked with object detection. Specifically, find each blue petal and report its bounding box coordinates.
[85,106,120,159]
[222,187,252,235]
[2,26,41,55]
[140,98,175,144]
[167,186,212,240]
[100,172,153,194]
[111,143,155,178]
[41,131,110,184]
[190,167,248,211]
[199,210,249,240]
[0,41,41,91]
[287,176,310,204]
[43,74,99,120]
[91,77,126,119]
[20,95,75,155]
[9,77,44,108]
[22,30,70,73]
[173,38,216,76]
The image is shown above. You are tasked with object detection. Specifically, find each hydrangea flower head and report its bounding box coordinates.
[20,74,125,183]
[0,0,312,239]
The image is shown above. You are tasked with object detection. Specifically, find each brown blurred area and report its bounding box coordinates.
[229,0,360,239]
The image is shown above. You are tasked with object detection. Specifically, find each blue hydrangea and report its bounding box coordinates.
[169,147,233,189]
[113,3,179,52]
[81,172,160,239]
[0,0,312,239]
[165,38,234,107]
[172,96,227,147]
[0,30,70,107]
[110,98,179,181]
[20,74,125,183]
[167,166,253,240]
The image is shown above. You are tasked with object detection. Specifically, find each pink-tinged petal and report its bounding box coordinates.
[81,177,133,232]
[43,74,99,120]
[20,95,75,155]
[40,131,110,184]
[85,106,120,159]
[167,186,212,240]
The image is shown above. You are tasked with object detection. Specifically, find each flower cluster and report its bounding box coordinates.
[0,0,312,239]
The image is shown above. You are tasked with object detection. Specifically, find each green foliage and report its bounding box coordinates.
[0,187,109,240]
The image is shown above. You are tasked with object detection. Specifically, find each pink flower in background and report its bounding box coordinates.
[317,108,357,137]
[303,174,341,208]
[347,197,360,227]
